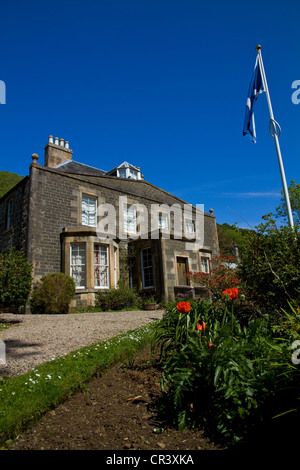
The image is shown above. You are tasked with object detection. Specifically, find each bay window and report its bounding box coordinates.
[70,243,86,288]
[94,244,109,288]
[63,229,119,292]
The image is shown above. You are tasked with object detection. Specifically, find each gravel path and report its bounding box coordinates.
[0,310,164,378]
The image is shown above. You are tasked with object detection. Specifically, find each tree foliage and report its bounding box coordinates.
[274,178,300,226]
[0,250,32,311]
[217,223,249,257]
[237,214,300,318]
[0,171,23,199]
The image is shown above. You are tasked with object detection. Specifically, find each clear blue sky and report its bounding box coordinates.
[1,0,299,229]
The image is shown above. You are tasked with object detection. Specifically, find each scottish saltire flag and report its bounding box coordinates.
[243,55,266,143]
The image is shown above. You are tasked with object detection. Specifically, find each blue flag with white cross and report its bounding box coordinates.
[243,55,266,143]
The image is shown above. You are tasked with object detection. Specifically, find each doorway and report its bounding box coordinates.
[176,256,189,285]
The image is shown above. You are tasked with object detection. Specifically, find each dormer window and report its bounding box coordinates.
[111,161,141,180]
[117,167,139,179]
[128,169,138,179]
[118,168,127,178]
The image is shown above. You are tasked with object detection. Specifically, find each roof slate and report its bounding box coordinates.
[55,160,106,176]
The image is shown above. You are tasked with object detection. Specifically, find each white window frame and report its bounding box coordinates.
[117,167,138,179]
[158,212,169,230]
[124,204,137,234]
[141,248,154,289]
[70,243,86,289]
[118,168,127,178]
[94,244,110,288]
[201,256,210,274]
[185,218,195,236]
[82,194,97,227]
[128,169,138,179]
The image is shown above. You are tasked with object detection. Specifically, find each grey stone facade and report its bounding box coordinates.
[0,136,220,309]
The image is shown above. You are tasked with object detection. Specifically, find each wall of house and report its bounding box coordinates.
[129,238,164,300]
[0,177,30,255]
[160,238,201,300]
[0,157,220,308]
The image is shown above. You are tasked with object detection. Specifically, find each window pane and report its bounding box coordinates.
[185,219,195,234]
[129,170,137,179]
[141,248,153,288]
[201,257,210,274]
[82,194,97,227]
[94,244,109,287]
[70,243,86,288]
[118,169,127,178]
[124,205,137,234]
[158,213,168,230]
[7,200,14,229]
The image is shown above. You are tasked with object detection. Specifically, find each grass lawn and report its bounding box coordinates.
[0,322,154,447]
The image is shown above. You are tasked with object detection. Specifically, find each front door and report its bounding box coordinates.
[177,257,189,285]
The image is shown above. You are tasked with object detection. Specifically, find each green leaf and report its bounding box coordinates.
[214,365,222,387]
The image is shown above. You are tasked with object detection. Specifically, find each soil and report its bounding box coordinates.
[6,345,227,452]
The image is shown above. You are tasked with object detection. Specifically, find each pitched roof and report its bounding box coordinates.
[49,159,210,215]
[53,160,106,176]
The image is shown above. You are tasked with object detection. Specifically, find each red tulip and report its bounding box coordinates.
[176,301,191,314]
[196,320,206,331]
[222,287,239,300]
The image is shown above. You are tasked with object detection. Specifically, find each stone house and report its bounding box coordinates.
[0,136,220,309]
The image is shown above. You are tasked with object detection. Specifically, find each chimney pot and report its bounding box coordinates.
[49,135,53,144]
[44,135,73,167]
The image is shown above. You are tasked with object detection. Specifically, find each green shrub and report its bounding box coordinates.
[237,216,300,319]
[30,273,76,314]
[96,283,139,311]
[0,250,32,312]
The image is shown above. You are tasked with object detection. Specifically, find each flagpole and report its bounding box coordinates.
[256,45,294,229]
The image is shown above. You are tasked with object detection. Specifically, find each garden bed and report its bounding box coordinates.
[6,345,226,451]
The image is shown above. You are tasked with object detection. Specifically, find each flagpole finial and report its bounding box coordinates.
[256,45,262,51]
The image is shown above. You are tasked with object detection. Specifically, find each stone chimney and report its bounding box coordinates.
[44,135,73,168]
